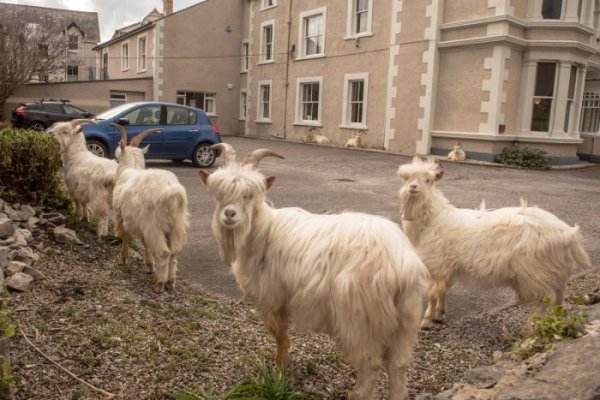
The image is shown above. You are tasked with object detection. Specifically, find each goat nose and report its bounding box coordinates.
[409,184,418,190]
[224,209,236,219]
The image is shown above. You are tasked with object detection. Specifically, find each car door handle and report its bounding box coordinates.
[189,129,199,133]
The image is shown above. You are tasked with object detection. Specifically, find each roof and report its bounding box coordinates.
[111,8,164,39]
[0,3,100,42]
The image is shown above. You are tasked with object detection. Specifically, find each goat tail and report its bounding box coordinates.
[569,225,592,269]
[160,185,189,254]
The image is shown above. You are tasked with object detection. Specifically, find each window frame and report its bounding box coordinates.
[66,65,79,82]
[295,76,323,126]
[346,0,373,39]
[121,42,130,71]
[564,65,578,133]
[259,20,275,64]
[260,0,277,11]
[109,93,127,108]
[68,34,79,51]
[241,40,250,72]
[341,72,369,129]
[137,34,147,72]
[530,61,558,133]
[298,7,327,60]
[541,0,564,20]
[240,89,248,121]
[257,80,272,123]
[176,91,217,116]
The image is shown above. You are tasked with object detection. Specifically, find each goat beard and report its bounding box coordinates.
[399,190,429,221]
[212,215,252,266]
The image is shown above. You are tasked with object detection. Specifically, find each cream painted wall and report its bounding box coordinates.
[96,27,155,81]
[443,0,494,24]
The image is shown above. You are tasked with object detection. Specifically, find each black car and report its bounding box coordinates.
[11,99,94,131]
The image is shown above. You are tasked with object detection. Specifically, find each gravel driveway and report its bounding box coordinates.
[147,136,600,318]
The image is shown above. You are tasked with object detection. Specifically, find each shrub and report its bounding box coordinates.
[506,298,587,360]
[497,145,550,169]
[0,126,70,209]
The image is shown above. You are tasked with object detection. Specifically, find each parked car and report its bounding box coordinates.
[11,99,93,131]
[81,101,222,168]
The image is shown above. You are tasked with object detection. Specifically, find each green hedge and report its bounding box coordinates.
[497,145,550,169]
[0,126,70,208]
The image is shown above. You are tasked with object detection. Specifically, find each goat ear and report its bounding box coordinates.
[435,164,444,181]
[141,145,150,154]
[265,176,276,190]
[198,169,210,185]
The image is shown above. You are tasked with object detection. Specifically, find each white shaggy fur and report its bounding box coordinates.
[303,128,331,144]
[199,144,429,400]
[112,125,189,293]
[50,119,117,237]
[447,142,466,161]
[398,157,592,328]
[345,130,367,149]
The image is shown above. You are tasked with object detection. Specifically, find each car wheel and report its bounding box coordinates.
[86,139,108,158]
[192,143,216,168]
[28,121,46,131]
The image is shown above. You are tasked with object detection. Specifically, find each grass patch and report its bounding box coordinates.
[506,298,587,360]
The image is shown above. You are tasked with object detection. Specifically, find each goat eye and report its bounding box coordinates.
[426,179,431,184]
[243,194,253,201]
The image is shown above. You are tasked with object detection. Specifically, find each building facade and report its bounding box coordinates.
[238,0,600,164]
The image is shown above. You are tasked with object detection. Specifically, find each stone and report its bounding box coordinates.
[9,247,34,265]
[43,213,66,225]
[0,218,15,239]
[0,246,9,269]
[15,229,32,243]
[23,266,44,280]
[54,226,82,245]
[6,261,27,276]
[5,207,34,222]
[6,272,34,292]
[21,205,36,218]
[26,217,40,231]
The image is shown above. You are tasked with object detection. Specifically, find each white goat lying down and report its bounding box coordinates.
[199,144,429,400]
[112,124,189,293]
[50,119,117,237]
[398,157,592,329]
[303,127,331,144]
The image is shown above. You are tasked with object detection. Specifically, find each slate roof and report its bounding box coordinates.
[0,3,100,43]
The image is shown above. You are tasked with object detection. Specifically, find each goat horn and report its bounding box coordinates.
[130,129,162,147]
[211,143,236,166]
[111,123,128,145]
[242,149,284,169]
[70,119,96,128]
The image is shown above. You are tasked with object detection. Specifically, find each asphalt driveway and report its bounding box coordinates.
[146,136,600,319]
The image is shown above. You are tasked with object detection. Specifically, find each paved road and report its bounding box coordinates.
[147,136,600,319]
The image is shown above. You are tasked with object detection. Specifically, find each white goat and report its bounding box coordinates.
[398,157,592,329]
[303,127,331,144]
[199,143,429,400]
[50,119,117,237]
[345,130,367,149]
[447,142,466,161]
[112,124,189,293]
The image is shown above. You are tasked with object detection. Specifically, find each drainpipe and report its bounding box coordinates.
[282,0,293,140]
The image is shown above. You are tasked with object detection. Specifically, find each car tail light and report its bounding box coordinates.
[15,106,26,118]
[211,123,220,136]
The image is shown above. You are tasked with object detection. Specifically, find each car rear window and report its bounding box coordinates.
[26,104,41,111]
[166,106,196,125]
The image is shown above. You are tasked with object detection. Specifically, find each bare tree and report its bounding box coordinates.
[0,7,68,119]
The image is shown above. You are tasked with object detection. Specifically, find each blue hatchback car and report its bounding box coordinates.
[81,101,222,168]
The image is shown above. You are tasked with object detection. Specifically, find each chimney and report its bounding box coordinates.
[163,0,173,16]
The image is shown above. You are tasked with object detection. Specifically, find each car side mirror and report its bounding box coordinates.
[116,118,130,126]
[82,112,92,118]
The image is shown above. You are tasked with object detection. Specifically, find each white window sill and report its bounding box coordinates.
[239,118,247,121]
[137,69,147,74]
[258,60,275,65]
[256,119,272,124]
[241,70,248,74]
[344,32,374,40]
[121,68,129,72]
[296,54,325,61]
[206,113,217,117]
[340,124,368,130]
[294,121,322,127]
[259,5,277,12]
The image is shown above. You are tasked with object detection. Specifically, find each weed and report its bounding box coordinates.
[506,297,587,360]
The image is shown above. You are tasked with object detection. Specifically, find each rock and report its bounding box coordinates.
[0,246,9,269]
[15,229,32,243]
[6,272,34,292]
[21,205,36,218]
[43,213,66,225]
[23,266,44,280]
[6,261,27,276]
[9,247,34,265]
[26,217,40,231]
[0,218,15,239]
[5,207,34,222]
[0,199,4,210]
[54,226,82,245]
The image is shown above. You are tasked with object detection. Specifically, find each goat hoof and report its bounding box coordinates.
[433,317,446,324]
[420,320,433,330]
[165,281,176,292]
[153,283,165,293]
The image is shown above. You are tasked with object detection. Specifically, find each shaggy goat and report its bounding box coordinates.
[199,143,429,400]
[112,124,189,293]
[345,130,367,149]
[398,157,592,328]
[50,119,117,237]
[447,142,466,161]
[303,127,331,144]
